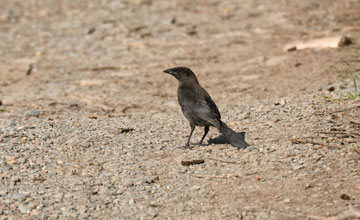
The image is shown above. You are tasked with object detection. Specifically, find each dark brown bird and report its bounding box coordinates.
[164,67,249,148]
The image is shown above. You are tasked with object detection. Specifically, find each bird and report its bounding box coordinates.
[163,66,249,149]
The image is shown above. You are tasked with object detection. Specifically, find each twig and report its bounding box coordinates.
[78,66,119,72]
[194,173,240,179]
[181,159,205,166]
[244,171,258,176]
[194,171,257,179]
[206,157,239,164]
[290,138,326,146]
[316,131,360,137]
[350,120,360,125]
[308,216,338,220]
[91,67,119,71]
[26,64,33,75]
[119,128,134,133]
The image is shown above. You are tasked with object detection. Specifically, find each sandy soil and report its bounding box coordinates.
[0,0,360,219]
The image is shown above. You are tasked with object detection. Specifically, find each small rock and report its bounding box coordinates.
[0,190,7,196]
[10,175,21,184]
[54,193,64,202]
[9,119,16,127]
[103,173,113,177]
[64,193,73,199]
[87,27,96,35]
[304,184,313,189]
[328,86,335,92]
[24,110,41,117]
[42,134,51,141]
[129,198,135,205]
[274,99,287,106]
[19,204,31,214]
[112,190,123,196]
[283,198,291,203]
[280,99,288,105]
[30,209,40,216]
[340,194,351,200]
[293,164,304,170]
[89,115,98,119]
[124,180,134,188]
[17,157,28,164]
[5,155,19,164]
[69,102,79,108]
[13,193,29,202]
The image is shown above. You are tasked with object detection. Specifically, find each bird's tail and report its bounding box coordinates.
[218,122,249,149]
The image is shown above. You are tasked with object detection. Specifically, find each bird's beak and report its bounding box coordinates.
[163,69,173,74]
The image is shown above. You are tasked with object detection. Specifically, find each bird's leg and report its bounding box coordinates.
[186,123,195,148]
[198,126,209,145]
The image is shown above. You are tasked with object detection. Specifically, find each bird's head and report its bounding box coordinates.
[163,67,199,84]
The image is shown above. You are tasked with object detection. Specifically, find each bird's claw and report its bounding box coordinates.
[184,144,192,149]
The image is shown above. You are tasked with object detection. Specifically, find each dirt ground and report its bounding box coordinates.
[1,0,360,219]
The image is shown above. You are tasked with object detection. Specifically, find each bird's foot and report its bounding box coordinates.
[184,144,192,149]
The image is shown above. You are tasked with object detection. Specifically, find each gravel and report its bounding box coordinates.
[0,85,359,219]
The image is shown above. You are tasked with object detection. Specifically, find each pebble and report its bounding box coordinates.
[13,193,29,202]
[19,204,31,214]
[42,134,51,141]
[0,190,7,196]
[24,110,41,117]
[54,193,64,202]
[9,120,16,127]
[283,198,291,203]
[17,157,28,164]
[10,175,21,184]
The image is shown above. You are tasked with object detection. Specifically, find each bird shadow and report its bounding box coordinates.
[207,132,247,146]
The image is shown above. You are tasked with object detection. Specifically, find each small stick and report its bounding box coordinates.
[78,66,119,72]
[181,159,205,166]
[194,172,257,179]
[290,138,326,146]
[350,120,360,125]
[206,157,239,164]
[316,131,360,137]
[194,173,240,179]
[26,64,33,75]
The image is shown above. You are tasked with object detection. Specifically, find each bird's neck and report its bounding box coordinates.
[179,77,199,86]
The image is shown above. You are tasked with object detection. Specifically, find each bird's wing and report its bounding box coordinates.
[202,88,221,120]
[178,84,222,127]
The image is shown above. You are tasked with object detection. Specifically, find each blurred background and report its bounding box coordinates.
[0,0,359,115]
